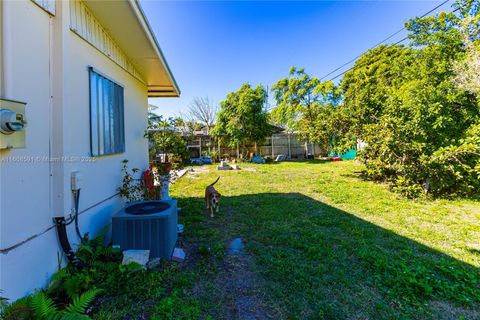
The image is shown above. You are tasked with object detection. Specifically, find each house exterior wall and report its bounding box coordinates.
[0,0,55,300]
[0,0,148,300]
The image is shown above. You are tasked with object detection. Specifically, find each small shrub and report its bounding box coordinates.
[118,159,143,203]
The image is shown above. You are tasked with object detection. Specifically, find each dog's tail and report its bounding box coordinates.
[209,177,220,186]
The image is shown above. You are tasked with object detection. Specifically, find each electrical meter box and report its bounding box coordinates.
[0,98,27,149]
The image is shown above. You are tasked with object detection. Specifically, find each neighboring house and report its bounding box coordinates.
[187,127,213,158]
[0,0,179,300]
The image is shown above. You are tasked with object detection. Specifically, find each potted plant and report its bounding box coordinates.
[156,161,172,175]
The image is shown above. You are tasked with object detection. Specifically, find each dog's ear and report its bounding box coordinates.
[217,193,221,198]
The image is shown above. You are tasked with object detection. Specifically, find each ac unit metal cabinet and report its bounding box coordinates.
[112,200,178,259]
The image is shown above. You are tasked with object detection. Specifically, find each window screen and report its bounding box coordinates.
[89,68,125,156]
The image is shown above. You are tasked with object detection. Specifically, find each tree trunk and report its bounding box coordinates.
[424,178,430,195]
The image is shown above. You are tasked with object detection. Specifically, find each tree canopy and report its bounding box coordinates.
[271,67,342,150]
[211,83,270,155]
[269,0,479,197]
[186,97,217,131]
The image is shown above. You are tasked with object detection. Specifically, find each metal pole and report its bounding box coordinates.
[288,133,291,159]
[271,135,274,158]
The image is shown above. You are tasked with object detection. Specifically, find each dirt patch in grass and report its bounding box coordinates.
[429,300,480,320]
[179,202,282,319]
[211,249,281,320]
[192,166,211,173]
[185,243,282,319]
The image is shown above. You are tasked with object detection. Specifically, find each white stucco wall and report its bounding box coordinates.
[62,21,149,247]
[0,0,54,299]
[0,0,149,300]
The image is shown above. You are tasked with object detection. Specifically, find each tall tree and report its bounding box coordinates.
[187,97,217,132]
[271,67,342,150]
[452,1,480,95]
[337,0,480,197]
[211,83,269,157]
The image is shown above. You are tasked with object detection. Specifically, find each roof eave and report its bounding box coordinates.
[128,0,181,98]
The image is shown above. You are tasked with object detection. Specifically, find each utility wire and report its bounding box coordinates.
[328,6,461,82]
[320,0,452,81]
[329,35,409,81]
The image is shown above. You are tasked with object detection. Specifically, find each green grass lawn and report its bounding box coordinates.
[168,160,479,319]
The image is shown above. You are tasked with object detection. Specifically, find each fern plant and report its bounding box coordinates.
[2,289,100,320]
[31,289,100,320]
[30,291,57,319]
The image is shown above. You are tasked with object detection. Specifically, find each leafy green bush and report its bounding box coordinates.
[118,159,144,203]
[145,115,191,164]
[269,1,480,198]
[1,234,124,320]
[209,150,220,163]
[338,2,480,198]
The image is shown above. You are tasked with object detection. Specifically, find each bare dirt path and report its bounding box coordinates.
[182,203,281,320]
[213,239,274,320]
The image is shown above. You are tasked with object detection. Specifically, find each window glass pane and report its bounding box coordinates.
[109,81,115,154]
[121,87,125,152]
[89,68,125,156]
[113,85,120,152]
[97,75,105,155]
[90,71,99,156]
[103,78,110,154]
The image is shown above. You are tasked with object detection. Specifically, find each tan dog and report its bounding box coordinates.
[205,177,221,217]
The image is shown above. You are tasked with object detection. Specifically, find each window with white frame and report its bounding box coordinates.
[89,68,125,156]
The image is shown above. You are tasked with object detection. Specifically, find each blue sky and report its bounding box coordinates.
[142,0,449,118]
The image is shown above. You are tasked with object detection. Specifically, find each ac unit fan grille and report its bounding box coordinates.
[125,201,171,215]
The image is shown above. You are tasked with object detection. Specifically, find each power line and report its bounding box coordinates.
[320,0,452,81]
[329,35,409,81]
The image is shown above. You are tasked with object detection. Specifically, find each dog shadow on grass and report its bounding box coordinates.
[176,192,479,320]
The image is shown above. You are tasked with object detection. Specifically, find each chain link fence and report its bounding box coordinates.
[202,133,324,159]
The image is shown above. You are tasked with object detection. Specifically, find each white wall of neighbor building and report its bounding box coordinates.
[0,0,149,300]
